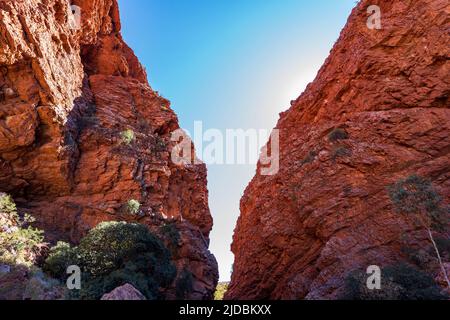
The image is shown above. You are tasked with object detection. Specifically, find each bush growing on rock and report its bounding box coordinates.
[328,128,348,142]
[388,175,450,289]
[126,199,141,215]
[342,263,447,300]
[0,193,44,266]
[214,282,229,300]
[44,221,176,300]
[383,263,447,300]
[43,242,78,280]
[0,193,16,214]
[120,129,135,145]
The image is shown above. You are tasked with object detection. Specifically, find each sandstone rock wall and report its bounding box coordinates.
[227,0,449,299]
[0,0,217,299]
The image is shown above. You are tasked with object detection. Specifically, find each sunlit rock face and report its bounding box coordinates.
[227,0,449,300]
[0,0,217,299]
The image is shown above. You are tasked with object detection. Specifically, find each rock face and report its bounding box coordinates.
[0,0,217,299]
[101,283,146,300]
[227,0,449,300]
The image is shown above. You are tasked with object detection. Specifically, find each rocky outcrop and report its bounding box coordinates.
[101,284,146,300]
[0,0,217,299]
[227,0,449,300]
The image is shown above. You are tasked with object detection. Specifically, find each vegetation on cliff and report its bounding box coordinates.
[214,282,229,300]
[44,221,177,300]
[0,193,44,266]
[342,263,448,300]
[388,175,450,290]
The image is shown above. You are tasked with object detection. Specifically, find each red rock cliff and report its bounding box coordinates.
[227,0,449,299]
[0,0,217,299]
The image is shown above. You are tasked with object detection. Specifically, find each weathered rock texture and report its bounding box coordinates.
[227,0,449,300]
[0,0,217,299]
[101,283,146,300]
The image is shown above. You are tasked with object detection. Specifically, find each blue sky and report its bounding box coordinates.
[117,0,356,281]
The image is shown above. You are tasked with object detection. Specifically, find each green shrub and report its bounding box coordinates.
[0,194,44,266]
[385,263,448,300]
[44,221,176,300]
[0,193,16,213]
[332,146,351,160]
[341,263,447,300]
[388,175,449,289]
[214,282,229,300]
[120,129,135,145]
[388,175,447,228]
[43,242,78,280]
[127,199,141,215]
[175,268,194,299]
[328,128,349,142]
[342,269,402,300]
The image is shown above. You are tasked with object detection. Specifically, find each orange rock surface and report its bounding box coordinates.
[0,0,217,299]
[101,283,146,300]
[227,0,449,299]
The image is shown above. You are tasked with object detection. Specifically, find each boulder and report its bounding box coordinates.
[101,284,146,301]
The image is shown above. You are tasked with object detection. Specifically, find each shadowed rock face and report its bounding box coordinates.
[0,0,217,299]
[227,0,449,300]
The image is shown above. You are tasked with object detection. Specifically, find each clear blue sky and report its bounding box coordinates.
[117,0,356,281]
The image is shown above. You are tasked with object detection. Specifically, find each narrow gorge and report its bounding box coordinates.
[0,0,448,301]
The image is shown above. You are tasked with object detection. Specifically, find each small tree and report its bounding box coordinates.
[214,282,229,300]
[388,175,450,289]
[43,241,78,280]
[341,263,447,300]
[44,222,176,300]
